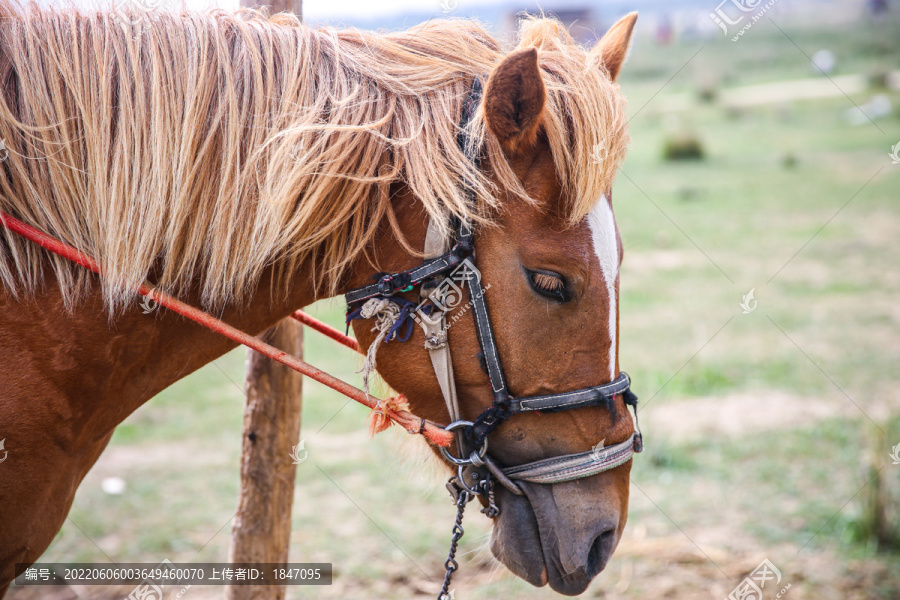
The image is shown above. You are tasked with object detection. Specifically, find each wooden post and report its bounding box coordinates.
[227,319,304,600]
[228,1,302,597]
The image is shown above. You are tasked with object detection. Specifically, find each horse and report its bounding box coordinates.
[0,2,637,596]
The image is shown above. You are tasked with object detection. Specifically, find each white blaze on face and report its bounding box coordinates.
[587,196,618,380]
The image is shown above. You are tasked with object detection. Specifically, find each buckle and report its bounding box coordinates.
[376,275,394,296]
[424,331,448,349]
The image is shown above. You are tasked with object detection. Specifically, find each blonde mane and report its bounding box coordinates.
[0,2,628,311]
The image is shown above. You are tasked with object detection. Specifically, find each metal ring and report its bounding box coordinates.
[439,420,488,466]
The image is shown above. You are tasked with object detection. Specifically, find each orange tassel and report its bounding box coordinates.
[365,395,454,447]
[422,424,454,447]
[366,395,408,437]
[366,407,392,437]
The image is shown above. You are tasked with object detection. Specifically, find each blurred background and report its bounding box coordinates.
[10,0,900,598]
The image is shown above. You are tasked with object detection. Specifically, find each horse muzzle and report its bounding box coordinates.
[491,476,627,596]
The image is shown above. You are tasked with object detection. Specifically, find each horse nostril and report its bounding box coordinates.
[585,526,616,578]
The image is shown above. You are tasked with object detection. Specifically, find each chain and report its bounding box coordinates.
[438,483,470,600]
[480,481,499,519]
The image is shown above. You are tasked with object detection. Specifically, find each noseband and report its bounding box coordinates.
[345,79,643,501]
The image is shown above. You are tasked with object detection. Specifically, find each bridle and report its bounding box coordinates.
[344,79,643,597]
[0,77,642,600]
[344,209,642,493]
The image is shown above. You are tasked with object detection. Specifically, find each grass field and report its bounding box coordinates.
[10,10,900,600]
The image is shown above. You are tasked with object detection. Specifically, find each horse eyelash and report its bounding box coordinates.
[531,272,564,293]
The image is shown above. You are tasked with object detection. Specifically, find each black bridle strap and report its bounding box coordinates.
[345,248,469,305]
[450,79,513,445]
[509,372,632,414]
[466,270,508,398]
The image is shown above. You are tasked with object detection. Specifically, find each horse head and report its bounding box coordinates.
[347,13,638,595]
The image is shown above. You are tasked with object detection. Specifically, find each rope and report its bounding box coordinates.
[0,211,454,448]
[291,310,359,351]
[354,297,440,441]
[357,298,403,398]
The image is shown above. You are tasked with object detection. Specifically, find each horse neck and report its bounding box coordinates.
[5,264,317,441]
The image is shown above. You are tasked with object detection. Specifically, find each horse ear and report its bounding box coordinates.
[591,12,638,82]
[484,48,545,155]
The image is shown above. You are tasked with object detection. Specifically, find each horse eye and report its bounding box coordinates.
[526,269,570,303]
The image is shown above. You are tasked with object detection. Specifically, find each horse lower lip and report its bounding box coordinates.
[512,480,618,595]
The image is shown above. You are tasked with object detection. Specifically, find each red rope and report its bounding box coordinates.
[291,310,359,351]
[0,211,452,447]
